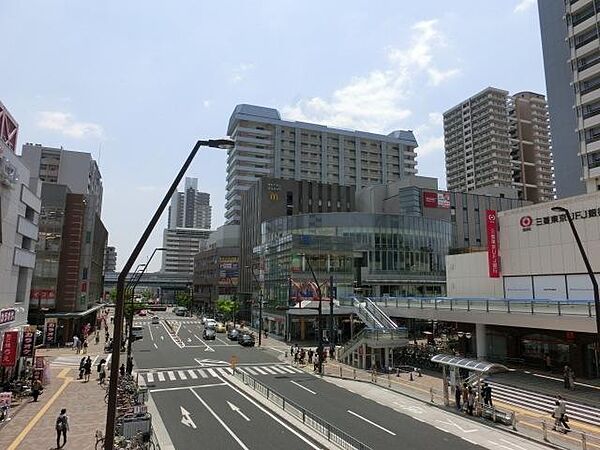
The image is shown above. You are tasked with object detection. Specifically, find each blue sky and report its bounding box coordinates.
[1,0,544,271]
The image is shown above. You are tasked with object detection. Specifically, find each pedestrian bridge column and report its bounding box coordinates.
[361,343,367,370]
[476,323,486,360]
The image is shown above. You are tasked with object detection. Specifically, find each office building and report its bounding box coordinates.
[168,177,211,229]
[0,101,41,349]
[192,225,239,314]
[104,246,117,273]
[225,104,418,224]
[444,87,554,202]
[161,227,211,275]
[538,1,584,197]
[22,144,107,337]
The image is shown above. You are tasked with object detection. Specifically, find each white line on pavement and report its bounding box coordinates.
[150,383,226,393]
[153,343,158,349]
[147,373,154,383]
[500,438,528,450]
[269,347,285,354]
[189,388,250,450]
[167,371,176,381]
[148,324,154,341]
[290,380,316,395]
[178,370,187,380]
[347,410,396,436]
[187,370,198,379]
[487,440,516,450]
[157,372,165,382]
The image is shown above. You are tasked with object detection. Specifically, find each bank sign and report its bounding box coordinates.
[520,207,600,232]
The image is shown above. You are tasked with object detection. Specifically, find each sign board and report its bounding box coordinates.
[519,207,600,232]
[486,210,500,278]
[21,327,35,357]
[44,318,57,345]
[0,308,16,325]
[423,191,451,209]
[1,330,19,367]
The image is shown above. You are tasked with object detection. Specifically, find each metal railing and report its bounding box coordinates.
[361,296,596,318]
[234,370,372,450]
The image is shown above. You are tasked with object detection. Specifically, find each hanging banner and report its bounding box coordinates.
[44,318,57,345]
[21,327,35,357]
[1,330,19,367]
[0,308,16,325]
[486,210,500,278]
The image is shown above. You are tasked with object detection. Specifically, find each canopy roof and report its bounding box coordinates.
[430,354,508,374]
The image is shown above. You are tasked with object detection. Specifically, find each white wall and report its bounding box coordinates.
[446,252,503,298]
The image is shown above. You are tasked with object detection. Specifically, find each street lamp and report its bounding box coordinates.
[246,265,263,347]
[552,206,600,377]
[104,138,234,450]
[302,254,324,375]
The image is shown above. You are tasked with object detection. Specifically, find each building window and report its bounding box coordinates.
[82,267,88,280]
[85,231,91,243]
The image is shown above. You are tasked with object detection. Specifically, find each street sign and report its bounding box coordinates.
[1,331,18,367]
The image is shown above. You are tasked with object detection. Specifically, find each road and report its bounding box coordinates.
[132,312,545,450]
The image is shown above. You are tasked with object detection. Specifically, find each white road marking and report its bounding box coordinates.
[261,367,277,375]
[160,336,164,341]
[217,368,233,376]
[252,367,267,375]
[291,380,317,395]
[148,324,154,341]
[178,370,187,380]
[278,366,297,374]
[500,438,528,450]
[347,410,396,436]
[487,440,517,450]
[157,372,165,382]
[180,406,197,429]
[227,401,251,421]
[187,370,198,379]
[207,368,218,377]
[150,383,226,393]
[197,369,208,379]
[168,371,176,381]
[153,343,158,349]
[269,366,287,374]
[146,373,154,383]
[436,418,478,433]
[243,367,258,375]
[190,389,250,450]
[193,335,214,352]
[269,347,285,354]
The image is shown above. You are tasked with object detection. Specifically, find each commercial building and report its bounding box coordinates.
[0,101,41,359]
[161,227,211,275]
[538,1,584,198]
[192,225,239,314]
[225,104,418,224]
[446,191,600,377]
[104,245,117,273]
[22,144,107,339]
[444,87,554,202]
[168,177,211,229]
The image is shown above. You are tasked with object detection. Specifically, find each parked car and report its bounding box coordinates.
[151,316,160,324]
[227,329,240,341]
[205,319,217,329]
[238,333,255,347]
[215,322,226,333]
[203,328,216,340]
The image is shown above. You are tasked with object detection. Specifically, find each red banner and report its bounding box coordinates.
[486,210,500,278]
[423,191,438,208]
[1,331,19,367]
[21,328,35,357]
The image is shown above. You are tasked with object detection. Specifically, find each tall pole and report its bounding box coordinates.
[304,255,323,375]
[104,138,233,449]
[329,275,334,348]
[248,265,263,347]
[552,206,600,377]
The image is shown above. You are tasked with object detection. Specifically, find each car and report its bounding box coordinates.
[227,329,240,341]
[175,307,188,317]
[151,316,159,324]
[238,333,255,347]
[215,322,226,333]
[137,310,147,316]
[131,326,144,340]
[205,319,217,329]
[202,328,216,340]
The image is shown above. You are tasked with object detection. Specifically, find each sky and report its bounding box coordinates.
[1,0,545,271]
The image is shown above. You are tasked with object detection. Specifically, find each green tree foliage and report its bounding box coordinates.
[175,291,192,309]
[215,298,239,321]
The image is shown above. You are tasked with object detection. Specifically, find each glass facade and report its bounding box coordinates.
[258,213,452,307]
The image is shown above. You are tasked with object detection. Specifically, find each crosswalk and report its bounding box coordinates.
[133,319,202,326]
[486,380,600,427]
[141,364,304,384]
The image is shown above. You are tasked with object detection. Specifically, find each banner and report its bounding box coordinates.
[44,318,57,345]
[0,308,16,325]
[1,330,19,367]
[486,210,500,278]
[423,192,451,209]
[21,327,35,357]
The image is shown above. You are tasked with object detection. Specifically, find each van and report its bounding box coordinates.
[131,326,144,340]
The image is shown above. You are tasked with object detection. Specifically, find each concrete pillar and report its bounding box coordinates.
[476,323,487,360]
[361,344,367,369]
[384,347,390,370]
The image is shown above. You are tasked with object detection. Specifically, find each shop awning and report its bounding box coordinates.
[43,304,104,319]
[430,354,508,374]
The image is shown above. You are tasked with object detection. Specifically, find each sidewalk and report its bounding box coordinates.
[279,352,600,450]
[0,333,110,450]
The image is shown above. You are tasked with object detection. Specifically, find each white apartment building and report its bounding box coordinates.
[444,87,554,202]
[0,101,41,342]
[168,177,211,230]
[161,227,211,274]
[565,0,600,192]
[225,104,418,224]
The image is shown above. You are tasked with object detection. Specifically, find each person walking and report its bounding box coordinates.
[105,330,110,343]
[82,338,88,354]
[454,383,462,410]
[31,379,43,402]
[563,365,571,389]
[78,357,86,380]
[94,331,100,345]
[553,396,571,433]
[482,383,493,407]
[55,408,69,448]
[119,363,125,377]
[568,367,575,390]
[83,356,92,382]
[98,359,107,385]
[461,383,469,412]
[72,335,79,353]
[467,387,475,416]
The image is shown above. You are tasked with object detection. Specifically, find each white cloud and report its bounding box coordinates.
[282,19,459,133]
[231,63,255,84]
[37,111,104,139]
[427,112,443,125]
[513,0,535,13]
[202,100,212,108]
[417,136,444,158]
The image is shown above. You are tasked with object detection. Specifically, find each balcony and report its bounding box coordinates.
[17,216,39,240]
[20,185,41,212]
[13,247,36,269]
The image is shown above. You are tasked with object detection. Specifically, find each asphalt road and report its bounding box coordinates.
[132,312,484,450]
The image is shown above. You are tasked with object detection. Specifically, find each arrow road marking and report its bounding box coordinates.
[193,334,214,352]
[227,401,250,421]
[195,358,228,366]
[187,338,192,343]
[180,406,197,429]
[347,410,396,435]
[290,380,316,395]
[160,336,164,341]
[436,418,478,433]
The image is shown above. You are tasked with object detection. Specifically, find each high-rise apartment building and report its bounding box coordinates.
[168,177,211,229]
[564,0,600,192]
[161,228,211,274]
[104,246,117,273]
[444,87,554,202]
[538,1,584,198]
[0,101,41,348]
[225,104,418,224]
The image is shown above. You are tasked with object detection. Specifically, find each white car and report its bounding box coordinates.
[205,319,217,329]
[151,316,159,324]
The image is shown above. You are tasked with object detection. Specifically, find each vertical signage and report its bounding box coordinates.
[1,330,19,367]
[21,327,35,357]
[486,210,500,278]
[44,318,57,345]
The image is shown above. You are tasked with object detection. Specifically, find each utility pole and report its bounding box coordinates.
[329,275,334,349]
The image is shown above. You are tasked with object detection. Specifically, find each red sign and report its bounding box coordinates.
[486,210,500,278]
[0,308,16,325]
[1,331,19,367]
[21,328,35,357]
[423,191,438,208]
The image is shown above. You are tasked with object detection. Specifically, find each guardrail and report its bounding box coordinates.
[233,370,372,450]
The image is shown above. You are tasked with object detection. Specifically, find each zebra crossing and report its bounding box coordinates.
[133,319,202,326]
[141,364,304,384]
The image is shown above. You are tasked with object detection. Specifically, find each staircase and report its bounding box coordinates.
[351,296,399,330]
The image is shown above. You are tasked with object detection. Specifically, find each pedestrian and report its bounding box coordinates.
[82,339,88,354]
[329,346,335,360]
[462,383,469,412]
[119,363,125,377]
[94,331,100,345]
[307,349,314,364]
[31,379,43,402]
[72,335,79,353]
[55,408,69,448]
[553,396,571,433]
[544,354,551,372]
[78,357,86,380]
[454,383,462,410]
[126,355,134,375]
[76,338,83,355]
[98,359,107,385]
[568,367,575,390]
[563,365,571,389]
[482,383,493,407]
[105,330,110,343]
[293,351,299,366]
[467,387,475,416]
[84,356,92,382]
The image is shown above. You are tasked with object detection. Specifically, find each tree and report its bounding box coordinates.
[215,298,239,321]
[175,291,192,309]
[109,288,117,301]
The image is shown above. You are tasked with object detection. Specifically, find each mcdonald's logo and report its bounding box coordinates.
[269,192,279,201]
